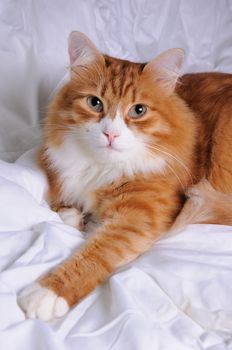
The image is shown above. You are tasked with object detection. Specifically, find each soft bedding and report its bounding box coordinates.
[1,1,232,349]
[1,150,232,350]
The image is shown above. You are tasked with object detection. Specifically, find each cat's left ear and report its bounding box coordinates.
[143,48,185,94]
[68,31,104,66]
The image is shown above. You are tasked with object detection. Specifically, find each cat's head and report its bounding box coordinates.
[45,31,195,175]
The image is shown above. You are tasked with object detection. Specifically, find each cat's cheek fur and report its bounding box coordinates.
[18,283,69,320]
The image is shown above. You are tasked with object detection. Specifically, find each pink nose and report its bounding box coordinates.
[103,131,119,145]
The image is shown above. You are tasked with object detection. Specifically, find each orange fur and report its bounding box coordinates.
[37,34,232,310]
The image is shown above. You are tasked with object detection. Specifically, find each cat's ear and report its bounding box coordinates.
[143,49,184,93]
[68,31,104,66]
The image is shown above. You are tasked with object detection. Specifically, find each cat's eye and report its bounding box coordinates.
[128,104,147,119]
[87,96,103,112]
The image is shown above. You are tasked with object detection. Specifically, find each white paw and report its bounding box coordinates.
[58,207,83,229]
[18,283,69,321]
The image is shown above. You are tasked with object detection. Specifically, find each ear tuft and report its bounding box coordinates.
[68,31,103,66]
[143,48,185,93]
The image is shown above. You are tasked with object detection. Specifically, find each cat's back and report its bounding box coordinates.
[177,72,232,193]
[177,72,232,122]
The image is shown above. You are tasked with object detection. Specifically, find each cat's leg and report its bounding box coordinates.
[172,179,232,228]
[43,162,85,230]
[58,207,84,230]
[51,204,84,230]
[18,212,161,321]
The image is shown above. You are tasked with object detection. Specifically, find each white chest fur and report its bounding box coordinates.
[46,137,166,212]
[46,141,127,211]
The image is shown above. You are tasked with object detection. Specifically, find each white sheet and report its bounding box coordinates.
[0,0,232,161]
[0,149,232,350]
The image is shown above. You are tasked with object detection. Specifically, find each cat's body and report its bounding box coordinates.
[178,72,232,194]
[18,32,232,321]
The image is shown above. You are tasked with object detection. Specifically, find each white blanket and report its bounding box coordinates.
[0,149,232,349]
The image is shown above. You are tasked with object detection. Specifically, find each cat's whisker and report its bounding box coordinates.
[153,143,195,182]
[165,163,186,192]
[44,130,92,139]
[43,125,101,142]
[146,149,186,191]
[145,143,193,185]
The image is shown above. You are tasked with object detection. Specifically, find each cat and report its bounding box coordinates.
[172,72,232,229]
[18,31,232,321]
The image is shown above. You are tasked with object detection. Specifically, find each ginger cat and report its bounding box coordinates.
[18,32,232,321]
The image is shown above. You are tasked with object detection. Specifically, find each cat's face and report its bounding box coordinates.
[65,57,148,164]
[46,32,193,175]
[58,56,167,165]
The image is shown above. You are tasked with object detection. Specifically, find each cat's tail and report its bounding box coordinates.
[171,179,232,232]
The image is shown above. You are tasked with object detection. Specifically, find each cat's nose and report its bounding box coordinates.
[103,131,119,145]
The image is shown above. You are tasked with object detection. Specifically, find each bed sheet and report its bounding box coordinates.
[0,149,232,350]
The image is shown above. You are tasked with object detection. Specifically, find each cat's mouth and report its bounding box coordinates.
[100,144,122,152]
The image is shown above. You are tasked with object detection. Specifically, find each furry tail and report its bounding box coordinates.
[171,179,232,232]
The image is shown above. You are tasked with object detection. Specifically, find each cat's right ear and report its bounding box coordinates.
[143,48,185,94]
[68,31,104,67]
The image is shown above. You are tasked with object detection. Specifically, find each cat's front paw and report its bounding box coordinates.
[58,207,84,229]
[18,283,69,321]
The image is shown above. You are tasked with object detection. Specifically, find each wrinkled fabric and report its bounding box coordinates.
[0,150,232,349]
[0,0,232,161]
